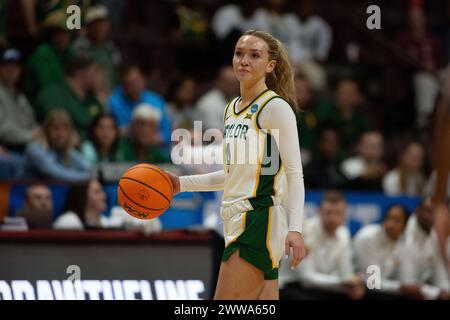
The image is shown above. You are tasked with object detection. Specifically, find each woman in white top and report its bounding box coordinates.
[168,30,306,300]
[382,142,425,196]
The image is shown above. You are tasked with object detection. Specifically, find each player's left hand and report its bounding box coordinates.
[285,231,306,270]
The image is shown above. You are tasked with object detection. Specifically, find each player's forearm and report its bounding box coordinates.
[264,99,305,233]
[179,170,225,192]
[285,171,305,233]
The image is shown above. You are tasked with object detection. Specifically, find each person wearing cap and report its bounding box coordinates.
[23,9,76,103]
[116,103,169,164]
[35,56,103,140]
[0,48,38,179]
[20,0,92,36]
[71,5,121,93]
[0,48,37,147]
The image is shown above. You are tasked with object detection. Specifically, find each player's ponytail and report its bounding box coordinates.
[243,30,299,113]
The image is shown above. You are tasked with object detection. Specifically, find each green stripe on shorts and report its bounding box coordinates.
[222,206,278,280]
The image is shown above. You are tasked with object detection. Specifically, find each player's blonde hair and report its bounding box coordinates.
[243,29,299,113]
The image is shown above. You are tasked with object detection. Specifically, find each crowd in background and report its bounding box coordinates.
[0,0,449,299]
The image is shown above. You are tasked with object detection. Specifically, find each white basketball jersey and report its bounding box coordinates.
[222,89,286,207]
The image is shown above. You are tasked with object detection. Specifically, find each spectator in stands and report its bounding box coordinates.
[212,0,268,40]
[53,179,112,229]
[400,198,450,300]
[116,104,168,164]
[316,79,370,152]
[53,179,161,234]
[166,77,198,130]
[211,0,269,64]
[341,131,387,191]
[279,191,365,300]
[353,205,424,299]
[72,5,121,93]
[109,65,172,149]
[16,184,53,229]
[0,48,37,147]
[0,48,36,179]
[295,72,319,164]
[21,184,53,212]
[304,123,348,189]
[35,56,103,140]
[288,0,331,90]
[20,0,93,38]
[290,0,332,64]
[396,7,444,129]
[383,142,426,196]
[23,10,75,103]
[80,113,121,165]
[195,66,239,132]
[24,110,91,183]
[250,0,299,59]
[170,0,214,74]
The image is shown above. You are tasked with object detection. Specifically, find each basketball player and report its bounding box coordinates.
[168,30,306,300]
[432,67,450,264]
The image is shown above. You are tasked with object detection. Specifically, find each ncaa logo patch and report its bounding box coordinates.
[251,104,259,113]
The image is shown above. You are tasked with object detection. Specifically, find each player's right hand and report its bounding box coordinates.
[166,172,180,195]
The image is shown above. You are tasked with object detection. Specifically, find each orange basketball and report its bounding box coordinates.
[118,163,173,220]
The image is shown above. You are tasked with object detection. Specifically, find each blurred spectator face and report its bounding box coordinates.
[86,180,107,214]
[175,78,197,106]
[217,67,239,100]
[122,67,146,102]
[47,117,72,151]
[401,142,424,172]
[93,116,119,150]
[336,80,361,112]
[24,185,53,212]
[51,30,72,52]
[383,206,408,241]
[408,8,426,34]
[320,199,347,235]
[0,62,21,87]
[358,132,384,161]
[131,119,160,147]
[80,63,99,91]
[416,199,434,234]
[295,76,312,106]
[318,128,339,160]
[88,19,111,43]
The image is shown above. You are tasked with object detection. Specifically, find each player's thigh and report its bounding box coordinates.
[257,280,279,300]
[213,250,265,300]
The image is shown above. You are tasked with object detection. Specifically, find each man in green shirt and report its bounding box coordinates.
[315,79,370,154]
[117,103,169,164]
[23,9,76,103]
[71,5,121,92]
[35,56,103,140]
